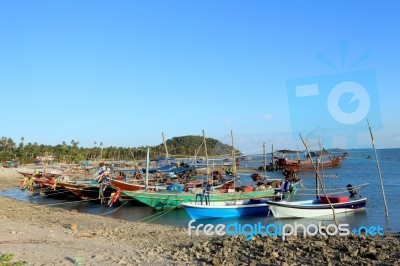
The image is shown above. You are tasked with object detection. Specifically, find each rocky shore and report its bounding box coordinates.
[174,233,400,265]
[0,166,399,265]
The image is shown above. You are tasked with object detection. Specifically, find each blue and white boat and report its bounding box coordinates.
[182,199,269,220]
[266,195,368,219]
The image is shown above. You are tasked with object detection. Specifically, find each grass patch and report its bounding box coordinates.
[0,254,25,266]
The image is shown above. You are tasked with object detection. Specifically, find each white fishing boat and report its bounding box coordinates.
[268,134,369,219]
[267,193,368,219]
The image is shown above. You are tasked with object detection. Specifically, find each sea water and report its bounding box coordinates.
[1,148,399,233]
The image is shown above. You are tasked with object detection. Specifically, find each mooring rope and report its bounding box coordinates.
[134,204,183,223]
[99,199,131,216]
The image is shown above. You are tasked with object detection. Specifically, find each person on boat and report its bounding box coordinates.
[347,184,358,198]
[116,171,127,181]
[274,177,292,192]
[134,171,143,180]
[203,183,212,194]
[194,184,211,205]
[251,173,261,182]
[84,159,91,174]
[283,168,299,183]
[282,168,289,177]
[94,162,107,182]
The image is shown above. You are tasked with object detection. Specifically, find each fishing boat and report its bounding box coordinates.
[266,193,368,219]
[34,177,90,199]
[109,179,165,192]
[109,175,234,192]
[277,150,346,171]
[18,171,73,196]
[182,198,269,219]
[182,177,301,219]
[121,179,302,210]
[55,180,115,202]
[109,176,236,206]
[269,135,368,219]
[122,189,272,210]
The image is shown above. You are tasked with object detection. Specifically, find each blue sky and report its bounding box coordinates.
[1,1,399,154]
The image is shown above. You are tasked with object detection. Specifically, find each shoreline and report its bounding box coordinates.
[1,167,399,265]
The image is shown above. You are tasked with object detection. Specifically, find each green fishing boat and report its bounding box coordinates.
[121,179,301,210]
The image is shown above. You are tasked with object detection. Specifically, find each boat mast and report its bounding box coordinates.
[194,149,197,168]
[263,142,267,181]
[145,147,150,191]
[202,130,209,176]
[319,141,325,192]
[129,148,139,168]
[162,132,169,159]
[368,120,389,217]
[271,144,274,170]
[231,130,236,187]
[300,133,338,226]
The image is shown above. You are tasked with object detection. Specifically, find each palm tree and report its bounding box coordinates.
[0,137,8,151]
[70,140,79,149]
[7,138,16,153]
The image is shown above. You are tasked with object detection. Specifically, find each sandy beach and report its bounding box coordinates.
[0,166,196,265]
[0,166,399,265]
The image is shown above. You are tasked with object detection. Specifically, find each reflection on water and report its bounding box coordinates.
[0,148,399,233]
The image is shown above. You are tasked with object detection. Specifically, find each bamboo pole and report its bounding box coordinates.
[299,133,338,226]
[315,172,319,199]
[367,119,389,217]
[145,147,150,191]
[202,130,209,176]
[263,142,267,181]
[194,149,197,168]
[162,132,169,159]
[231,130,236,188]
[317,141,324,199]
[271,144,274,170]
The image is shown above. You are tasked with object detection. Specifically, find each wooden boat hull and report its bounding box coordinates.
[39,183,80,199]
[182,199,269,219]
[110,178,234,192]
[267,197,367,219]
[56,181,115,201]
[122,179,302,210]
[123,189,276,210]
[279,156,344,171]
[111,179,236,205]
[110,179,148,191]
